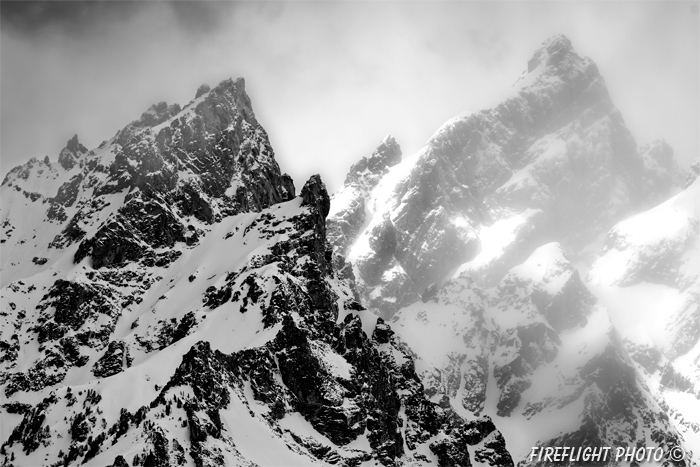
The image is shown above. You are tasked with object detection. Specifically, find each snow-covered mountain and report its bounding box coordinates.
[1,80,512,466]
[1,33,697,467]
[328,35,698,465]
[588,168,700,456]
[329,34,683,316]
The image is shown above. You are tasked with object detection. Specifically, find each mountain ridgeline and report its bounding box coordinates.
[1,71,510,465]
[1,35,698,466]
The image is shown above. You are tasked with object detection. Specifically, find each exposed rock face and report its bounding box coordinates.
[1,81,512,466]
[344,135,402,190]
[195,83,211,99]
[586,176,700,457]
[327,135,402,258]
[1,172,512,465]
[58,135,88,170]
[92,340,132,378]
[327,34,696,465]
[300,174,331,219]
[2,77,296,281]
[1,34,696,467]
[328,34,683,315]
[390,243,691,464]
[639,139,683,206]
[523,332,692,467]
[686,161,699,187]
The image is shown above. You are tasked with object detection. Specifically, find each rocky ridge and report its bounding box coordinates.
[1,79,513,466]
[1,33,697,467]
[329,34,683,316]
[328,35,697,465]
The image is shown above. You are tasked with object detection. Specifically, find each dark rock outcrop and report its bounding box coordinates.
[58,135,88,170]
[300,174,331,219]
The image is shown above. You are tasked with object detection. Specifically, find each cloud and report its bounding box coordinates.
[0,1,234,40]
[0,1,145,38]
[168,1,234,36]
[1,1,697,193]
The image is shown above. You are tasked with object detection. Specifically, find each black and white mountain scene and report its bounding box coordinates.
[1,2,698,466]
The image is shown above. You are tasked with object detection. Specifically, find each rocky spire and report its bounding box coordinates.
[515,33,600,92]
[526,34,575,72]
[301,174,331,218]
[686,161,699,187]
[57,134,88,170]
[195,83,210,99]
[344,135,402,191]
[133,101,182,129]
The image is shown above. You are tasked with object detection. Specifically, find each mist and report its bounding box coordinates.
[1,1,698,193]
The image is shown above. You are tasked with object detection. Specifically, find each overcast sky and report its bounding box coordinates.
[1,1,698,193]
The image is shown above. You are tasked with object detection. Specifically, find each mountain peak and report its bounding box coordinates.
[527,34,574,71]
[541,33,573,51]
[132,101,182,130]
[524,33,595,81]
[65,134,83,153]
[508,33,601,98]
[195,83,210,99]
[202,77,256,126]
[381,134,399,147]
[301,174,331,218]
[343,135,402,188]
[57,134,88,170]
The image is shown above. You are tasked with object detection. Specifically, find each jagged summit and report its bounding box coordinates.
[541,32,572,49]
[2,77,262,189]
[329,33,680,313]
[195,83,210,99]
[343,134,402,189]
[326,136,403,261]
[57,134,88,170]
[324,34,696,465]
[511,33,601,100]
[1,75,295,281]
[300,174,331,219]
[202,77,257,125]
[116,77,257,142]
[2,36,697,466]
[135,101,182,129]
[526,34,575,71]
[0,73,516,466]
[64,134,85,154]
